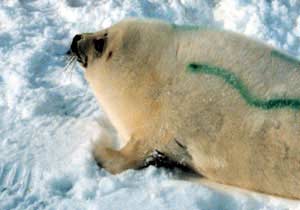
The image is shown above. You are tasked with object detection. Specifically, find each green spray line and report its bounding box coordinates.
[187,63,300,110]
[271,50,300,66]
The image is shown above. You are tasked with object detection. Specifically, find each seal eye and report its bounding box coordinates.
[93,38,105,54]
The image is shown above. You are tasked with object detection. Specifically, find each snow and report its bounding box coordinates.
[0,0,300,209]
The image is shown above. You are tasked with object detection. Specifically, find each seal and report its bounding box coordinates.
[68,18,300,199]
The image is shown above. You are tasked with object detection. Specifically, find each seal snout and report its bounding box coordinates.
[69,33,108,68]
[70,34,88,68]
[71,34,82,55]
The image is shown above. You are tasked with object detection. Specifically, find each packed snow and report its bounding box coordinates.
[0,0,300,209]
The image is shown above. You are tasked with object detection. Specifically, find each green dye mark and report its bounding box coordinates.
[271,50,300,66]
[172,24,206,31]
[187,63,300,110]
[82,32,93,35]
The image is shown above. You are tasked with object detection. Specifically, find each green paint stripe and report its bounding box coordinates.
[187,63,300,110]
[172,24,204,31]
[271,50,300,66]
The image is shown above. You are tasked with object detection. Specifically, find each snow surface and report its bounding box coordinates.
[0,0,300,209]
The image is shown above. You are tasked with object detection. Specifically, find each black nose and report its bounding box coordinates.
[70,34,82,55]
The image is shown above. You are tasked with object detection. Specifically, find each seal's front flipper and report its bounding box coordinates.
[93,136,155,174]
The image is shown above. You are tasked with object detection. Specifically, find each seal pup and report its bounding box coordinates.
[68,18,300,199]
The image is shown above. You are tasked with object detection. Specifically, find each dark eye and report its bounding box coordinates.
[93,38,105,54]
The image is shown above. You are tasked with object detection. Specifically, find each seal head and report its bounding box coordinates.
[69,32,108,68]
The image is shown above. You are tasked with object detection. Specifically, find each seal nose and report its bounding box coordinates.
[69,34,88,67]
[71,34,82,55]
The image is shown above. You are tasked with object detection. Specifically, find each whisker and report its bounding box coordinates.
[61,55,76,83]
[63,56,76,73]
[70,57,77,72]
[64,56,78,82]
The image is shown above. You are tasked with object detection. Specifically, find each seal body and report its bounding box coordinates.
[69,19,300,199]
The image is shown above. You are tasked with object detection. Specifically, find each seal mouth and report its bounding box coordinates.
[69,34,88,68]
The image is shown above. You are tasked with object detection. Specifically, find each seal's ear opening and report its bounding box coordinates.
[93,38,106,55]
